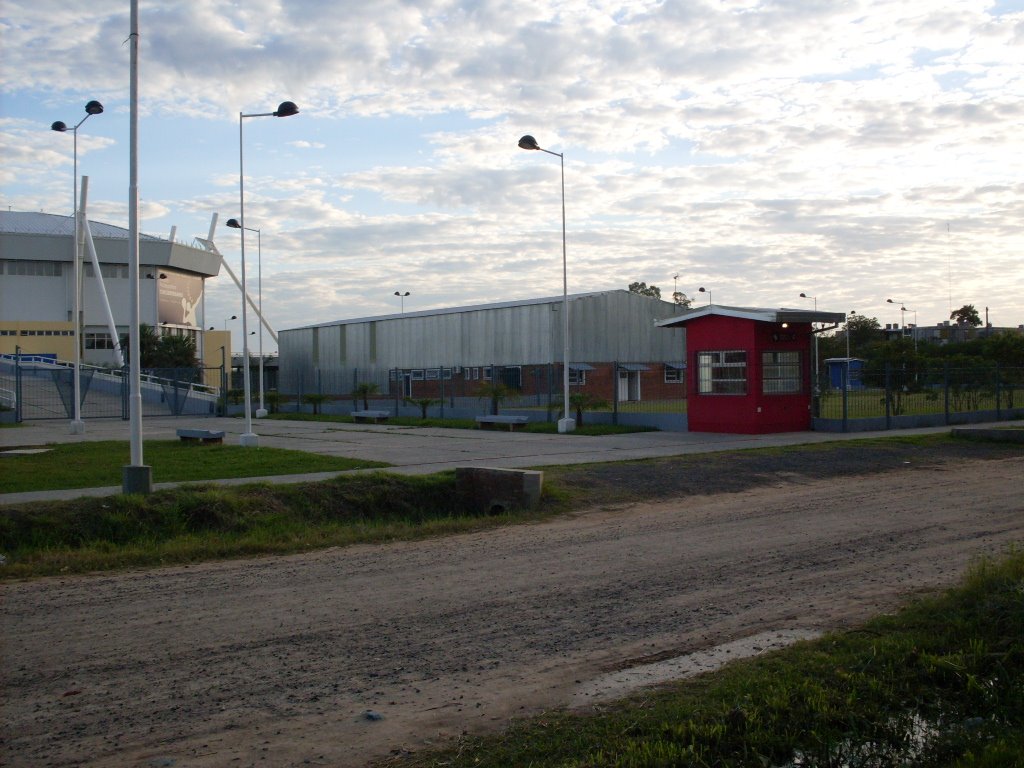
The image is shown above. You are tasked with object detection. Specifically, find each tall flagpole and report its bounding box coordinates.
[123,0,152,493]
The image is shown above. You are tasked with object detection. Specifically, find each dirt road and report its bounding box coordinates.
[3,454,1023,767]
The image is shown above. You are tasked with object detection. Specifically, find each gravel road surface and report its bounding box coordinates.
[2,451,1022,767]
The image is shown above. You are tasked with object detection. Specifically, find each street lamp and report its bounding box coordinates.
[799,292,820,396]
[518,134,574,433]
[223,314,237,330]
[51,99,103,434]
[236,100,298,446]
[227,218,267,417]
[394,290,410,313]
[699,286,711,305]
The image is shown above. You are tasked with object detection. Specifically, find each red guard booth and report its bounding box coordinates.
[659,305,846,434]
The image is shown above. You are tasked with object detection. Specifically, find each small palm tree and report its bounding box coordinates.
[405,397,439,419]
[302,393,328,415]
[353,382,379,410]
[476,381,515,415]
[569,392,608,426]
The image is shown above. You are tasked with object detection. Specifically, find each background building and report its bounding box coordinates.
[279,290,689,418]
[0,210,224,370]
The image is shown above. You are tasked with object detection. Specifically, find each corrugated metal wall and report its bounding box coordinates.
[279,291,687,395]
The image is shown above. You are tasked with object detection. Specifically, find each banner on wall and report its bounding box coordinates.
[157,272,203,327]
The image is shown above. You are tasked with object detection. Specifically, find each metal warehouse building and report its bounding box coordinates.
[279,290,691,424]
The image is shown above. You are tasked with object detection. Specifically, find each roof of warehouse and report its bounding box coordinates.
[292,289,679,330]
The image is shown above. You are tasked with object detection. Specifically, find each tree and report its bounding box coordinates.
[951,304,982,327]
[843,314,882,355]
[476,381,515,415]
[302,393,328,414]
[120,324,198,370]
[154,334,199,369]
[628,281,661,299]
[671,292,693,309]
[353,382,379,410]
[405,397,439,419]
[568,392,608,426]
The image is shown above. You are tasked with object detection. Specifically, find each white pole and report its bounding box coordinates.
[123,0,151,493]
[256,228,266,417]
[70,160,84,434]
[558,151,573,433]
[81,180,125,368]
[238,112,257,446]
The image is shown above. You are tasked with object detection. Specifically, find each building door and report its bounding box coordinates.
[617,369,641,401]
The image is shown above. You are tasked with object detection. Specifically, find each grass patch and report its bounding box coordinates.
[0,471,552,578]
[0,440,388,494]
[387,549,1024,767]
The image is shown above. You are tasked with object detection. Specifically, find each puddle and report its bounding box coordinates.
[571,628,821,707]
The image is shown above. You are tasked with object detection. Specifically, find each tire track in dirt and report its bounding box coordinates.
[2,456,1022,767]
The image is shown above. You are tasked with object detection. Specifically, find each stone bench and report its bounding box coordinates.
[475,414,529,431]
[176,428,225,444]
[351,409,391,423]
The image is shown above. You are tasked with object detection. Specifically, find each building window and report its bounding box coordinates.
[697,351,747,394]
[568,368,587,386]
[85,332,116,350]
[483,366,492,381]
[664,364,685,383]
[4,259,62,276]
[762,351,801,394]
[425,368,439,380]
[411,369,425,381]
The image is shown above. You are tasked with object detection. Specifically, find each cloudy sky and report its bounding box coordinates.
[2,0,1023,354]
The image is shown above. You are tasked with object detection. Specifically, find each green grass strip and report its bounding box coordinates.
[0,471,551,578]
[0,439,388,494]
[393,549,1024,767]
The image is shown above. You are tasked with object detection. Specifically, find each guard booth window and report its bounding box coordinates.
[762,351,802,394]
[697,350,747,394]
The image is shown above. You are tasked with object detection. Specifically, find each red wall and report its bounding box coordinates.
[686,315,813,434]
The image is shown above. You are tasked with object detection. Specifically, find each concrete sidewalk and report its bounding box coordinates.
[2,415,1021,505]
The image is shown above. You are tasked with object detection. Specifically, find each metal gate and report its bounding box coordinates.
[1,356,222,422]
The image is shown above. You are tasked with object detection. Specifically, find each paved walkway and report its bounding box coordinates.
[2,415,1021,505]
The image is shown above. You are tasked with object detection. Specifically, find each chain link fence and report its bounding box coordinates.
[815,362,1024,431]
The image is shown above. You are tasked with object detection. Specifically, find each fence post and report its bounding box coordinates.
[612,362,619,426]
[14,345,23,423]
[995,363,1002,419]
[884,362,892,429]
[439,364,446,420]
[841,361,848,432]
[943,361,950,425]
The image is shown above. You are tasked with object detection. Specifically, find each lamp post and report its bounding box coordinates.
[799,292,820,397]
[227,218,267,417]
[223,314,237,331]
[51,99,103,434]
[699,286,711,305]
[236,100,298,446]
[394,290,410,313]
[884,299,917,354]
[518,134,574,433]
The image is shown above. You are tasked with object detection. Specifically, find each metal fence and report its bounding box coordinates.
[815,362,1024,432]
[0,354,223,422]
[278,361,688,425]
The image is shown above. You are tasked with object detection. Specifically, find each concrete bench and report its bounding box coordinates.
[351,409,391,423]
[475,415,529,431]
[176,428,225,444]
